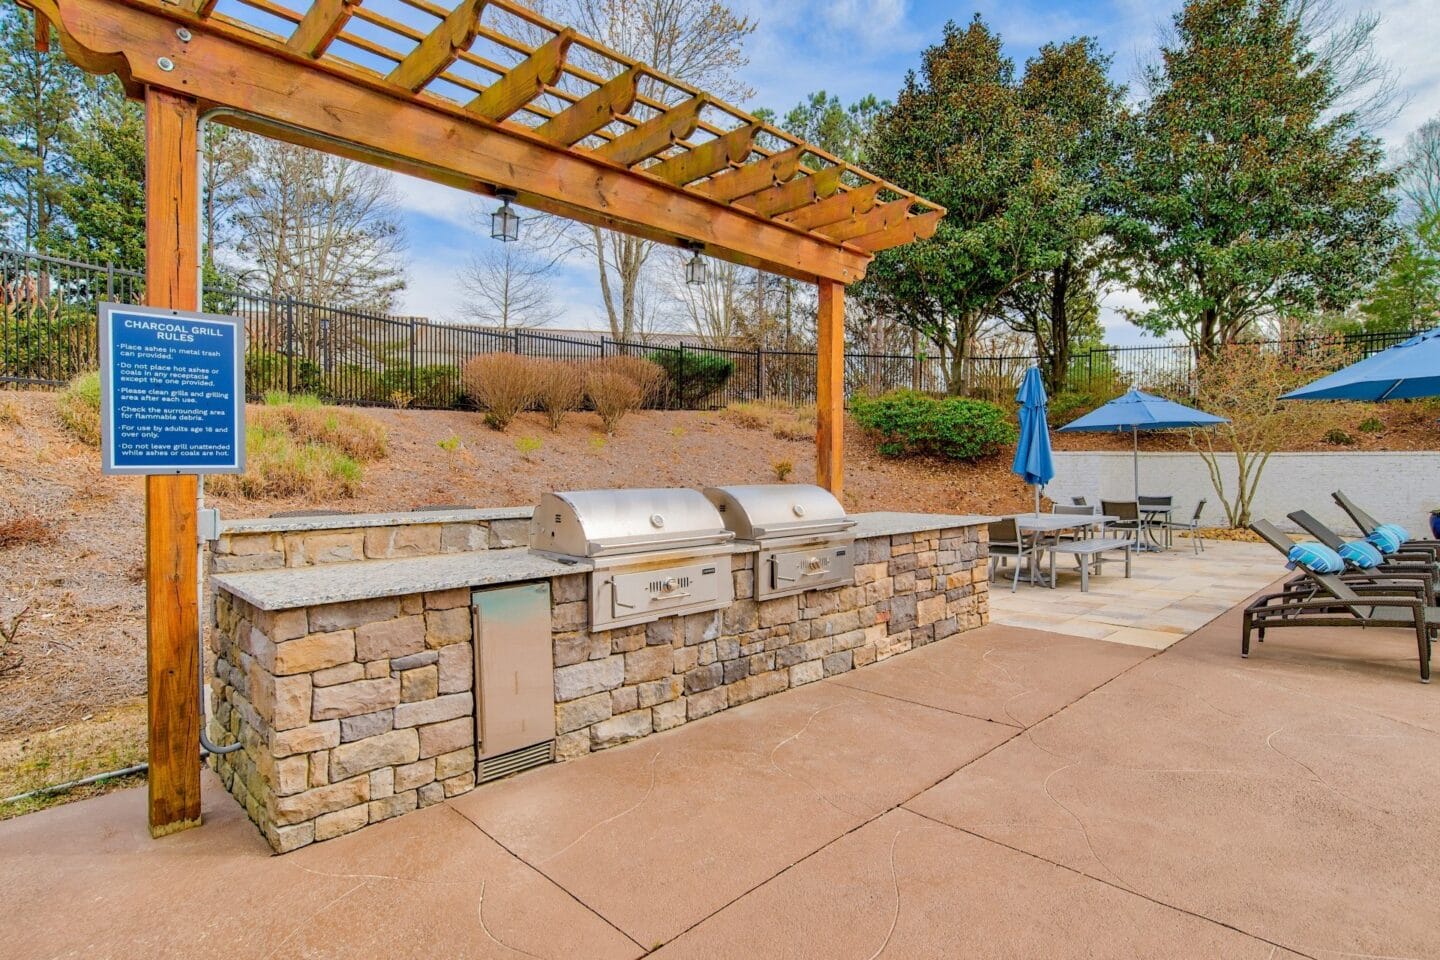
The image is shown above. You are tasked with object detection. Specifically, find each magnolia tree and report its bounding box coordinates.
[1189,342,1344,528]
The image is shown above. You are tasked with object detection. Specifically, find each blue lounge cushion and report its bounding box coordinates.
[1286,542,1345,574]
[1378,522,1410,543]
[1337,540,1383,569]
[1366,527,1403,555]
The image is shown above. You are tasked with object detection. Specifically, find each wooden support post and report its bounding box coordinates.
[816,279,845,498]
[144,87,202,838]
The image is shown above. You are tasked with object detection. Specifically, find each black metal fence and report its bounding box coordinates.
[0,246,1421,409]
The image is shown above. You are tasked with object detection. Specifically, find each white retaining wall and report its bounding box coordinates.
[1047,451,1440,535]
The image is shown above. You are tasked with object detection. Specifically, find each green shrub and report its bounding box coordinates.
[1049,391,1102,427]
[246,350,324,397]
[208,423,363,500]
[647,350,734,408]
[1323,427,1356,446]
[1357,416,1384,434]
[850,390,1016,461]
[56,371,101,446]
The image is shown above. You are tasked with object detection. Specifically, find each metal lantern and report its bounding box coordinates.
[682,241,706,285]
[491,188,520,242]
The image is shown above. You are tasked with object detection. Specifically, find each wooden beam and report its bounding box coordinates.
[646,122,758,186]
[286,0,361,58]
[143,86,202,839]
[692,145,804,202]
[535,64,639,146]
[819,198,912,242]
[386,0,485,93]
[781,182,881,231]
[33,0,871,283]
[853,209,943,253]
[591,94,706,168]
[737,165,844,218]
[816,279,845,498]
[467,28,574,121]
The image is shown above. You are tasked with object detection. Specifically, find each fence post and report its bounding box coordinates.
[284,296,295,394]
[677,343,686,410]
[513,328,521,354]
[409,317,417,400]
[105,261,115,300]
[755,346,763,402]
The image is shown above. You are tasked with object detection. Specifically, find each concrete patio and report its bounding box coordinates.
[4,557,1438,959]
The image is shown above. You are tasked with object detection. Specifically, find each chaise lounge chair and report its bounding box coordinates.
[1332,490,1440,557]
[1245,520,1437,683]
[1287,509,1438,604]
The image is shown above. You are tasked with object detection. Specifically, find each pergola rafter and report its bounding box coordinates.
[15,0,947,837]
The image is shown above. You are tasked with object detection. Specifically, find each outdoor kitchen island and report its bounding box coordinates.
[206,499,994,852]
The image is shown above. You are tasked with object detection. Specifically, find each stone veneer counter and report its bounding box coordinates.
[219,506,534,536]
[205,509,994,852]
[848,512,998,540]
[211,550,595,611]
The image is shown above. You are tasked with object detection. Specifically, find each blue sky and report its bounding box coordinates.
[391,0,1440,345]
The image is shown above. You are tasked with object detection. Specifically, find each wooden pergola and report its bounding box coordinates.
[18,0,944,835]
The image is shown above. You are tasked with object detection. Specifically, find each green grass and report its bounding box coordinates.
[56,371,101,446]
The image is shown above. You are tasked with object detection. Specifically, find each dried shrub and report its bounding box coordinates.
[462,353,539,431]
[721,401,815,441]
[0,398,20,426]
[590,355,665,406]
[585,369,644,434]
[256,393,387,461]
[533,358,585,431]
[0,514,55,550]
[56,372,101,446]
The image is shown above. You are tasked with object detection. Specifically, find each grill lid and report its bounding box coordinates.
[531,488,734,558]
[703,484,855,541]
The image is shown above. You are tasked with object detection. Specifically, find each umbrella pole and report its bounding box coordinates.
[1132,426,1140,500]
[1034,484,1041,517]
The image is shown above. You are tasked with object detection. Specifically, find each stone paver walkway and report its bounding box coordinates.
[988,538,1278,649]
[4,558,1438,959]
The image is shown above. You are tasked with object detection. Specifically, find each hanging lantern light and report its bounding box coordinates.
[682,240,706,285]
[490,188,520,242]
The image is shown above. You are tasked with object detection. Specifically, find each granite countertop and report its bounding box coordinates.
[211,549,589,610]
[219,506,534,536]
[847,512,996,540]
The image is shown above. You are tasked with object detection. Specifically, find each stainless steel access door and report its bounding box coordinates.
[472,582,555,760]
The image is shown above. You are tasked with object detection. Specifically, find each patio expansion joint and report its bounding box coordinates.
[630,631,1189,954]
[825,677,1025,730]
[900,806,1320,960]
[444,804,650,957]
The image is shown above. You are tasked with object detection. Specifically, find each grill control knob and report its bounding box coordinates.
[659,577,681,595]
[806,556,824,573]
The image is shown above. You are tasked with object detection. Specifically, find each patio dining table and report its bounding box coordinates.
[1010,513,1120,588]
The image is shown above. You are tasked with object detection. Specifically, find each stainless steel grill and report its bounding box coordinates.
[530,488,736,631]
[704,484,856,600]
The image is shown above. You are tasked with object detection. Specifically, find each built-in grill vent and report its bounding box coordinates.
[479,740,554,783]
[650,576,691,593]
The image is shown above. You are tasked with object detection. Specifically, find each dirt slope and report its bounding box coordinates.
[0,391,1036,739]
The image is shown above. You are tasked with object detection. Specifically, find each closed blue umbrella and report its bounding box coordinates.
[1059,388,1227,499]
[1280,327,1440,401]
[1012,367,1054,516]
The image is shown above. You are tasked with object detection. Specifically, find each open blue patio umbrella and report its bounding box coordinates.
[1012,367,1054,516]
[1280,327,1440,401]
[1058,388,1228,499]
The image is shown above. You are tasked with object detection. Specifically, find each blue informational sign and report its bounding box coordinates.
[99,303,246,475]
